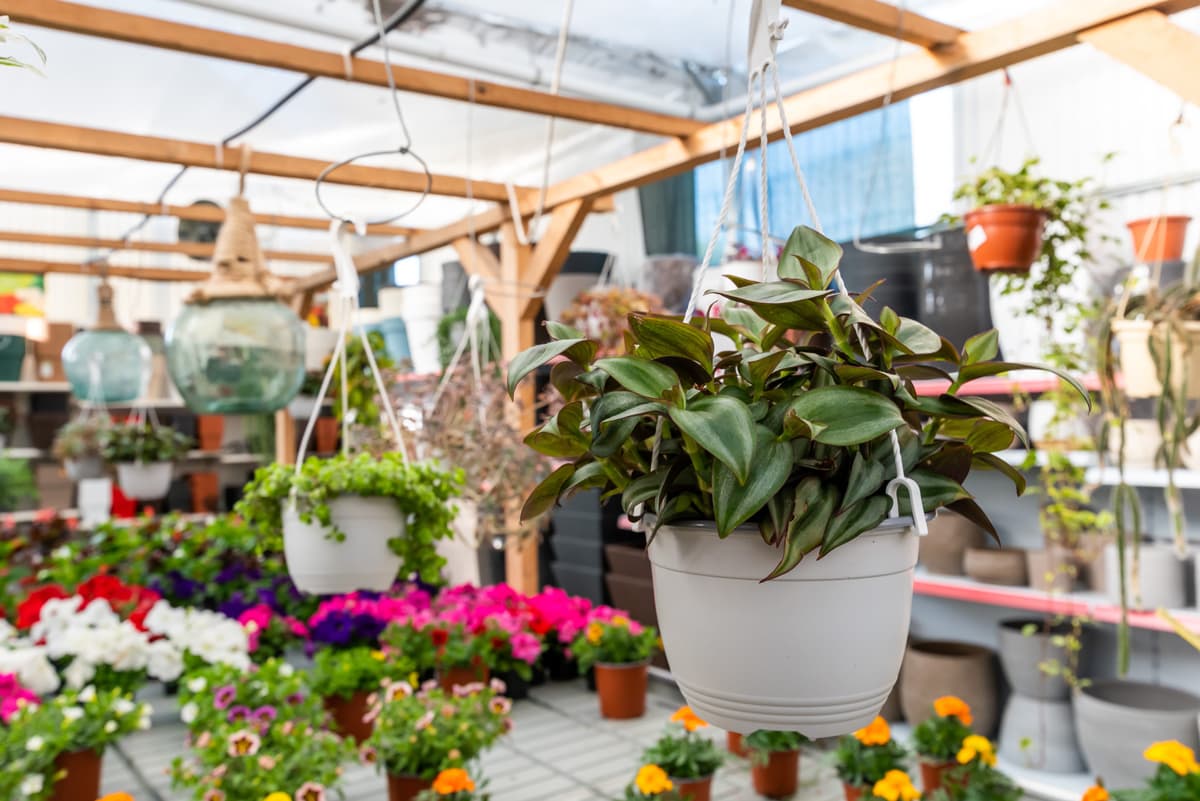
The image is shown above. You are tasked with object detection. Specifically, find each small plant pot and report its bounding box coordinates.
[189,471,220,513]
[843,782,866,801]
[195,414,225,451]
[964,546,1028,586]
[920,510,988,576]
[115,461,173,500]
[282,496,405,594]
[751,749,800,799]
[594,661,648,719]
[1127,215,1191,264]
[918,759,955,794]
[963,204,1048,273]
[314,416,339,454]
[64,456,105,482]
[1102,542,1187,610]
[1112,319,1200,399]
[386,773,432,801]
[726,731,748,757]
[671,774,713,801]
[50,748,102,801]
[323,690,374,743]
[436,663,490,694]
[1026,546,1077,594]
[998,695,1084,774]
[900,641,999,736]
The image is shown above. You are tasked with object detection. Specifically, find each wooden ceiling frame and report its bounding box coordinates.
[782,0,964,49]
[0,256,208,282]
[0,230,331,264]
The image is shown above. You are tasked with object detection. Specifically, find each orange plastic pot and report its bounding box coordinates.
[843,782,866,801]
[672,774,713,801]
[919,759,956,793]
[751,749,800,799]
[437,663,490,693]
[726,731,748,757]
[1127,215,1191,264]
[594,661,648,719]
[324,690,374,743]
[387,774,432,801]
[963,204,1047,273]
[195,414,225,451]
[314,417,339,454]
[50,749,101,801]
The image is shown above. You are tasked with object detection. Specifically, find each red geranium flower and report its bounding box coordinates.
[78,575,134,606]
[430,628,449,648]
[16,585,68,629]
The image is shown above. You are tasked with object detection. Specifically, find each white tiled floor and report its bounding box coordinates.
[107,679,845,801]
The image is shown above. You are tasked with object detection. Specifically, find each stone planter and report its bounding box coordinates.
[1103,542,1187,610]
[594,661,648,719]
[997,619,1072,701]
[964,547,1028,586]
[998,695,1084,773]
[1026,546,1077,594]
[671,774,713,801]
[920,511,987,576]
[751,749,800,799]
[900,641,999,736]
[1075,679,1200,788]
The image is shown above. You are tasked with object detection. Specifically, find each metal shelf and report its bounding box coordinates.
[0,381,71,393]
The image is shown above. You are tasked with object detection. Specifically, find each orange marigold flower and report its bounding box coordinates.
[933,695,973,726]
[670,706,708,732]
[1144,740,1200,776]
[1081,784,1109,801]
[854,716,891,746]
[97,795,135,801]
[635,764,673,795]
[872,770,920,801]
[432,768,476,794]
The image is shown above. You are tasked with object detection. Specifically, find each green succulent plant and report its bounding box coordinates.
[509,225,1087,579]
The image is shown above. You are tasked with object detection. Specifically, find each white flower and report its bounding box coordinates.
[146,640,183,683]
[138,713,151,730]
[20,774,43,796]
[52,545,71,560]
[0,646,60,695]
[114,698,136,715]
[79,686,96,703]
[26,736,44,752]
[277,663,295,677]
[61,706,84,722]
[63,657,95,690]
[180,702,198,724]
[104,720,117,733]
[0,619,16,642]
[187,677,207,693]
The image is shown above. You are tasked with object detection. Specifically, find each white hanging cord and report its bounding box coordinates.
[769,66,822,233]
[758,73,774,280]
[529,0,577,240]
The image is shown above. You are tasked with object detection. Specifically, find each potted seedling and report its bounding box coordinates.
[413,769,489,801]
[570,613,658,720]
[835,716,909,801]
[924,738,1018,801]
[911,696,975,793]
[624,764,686,801]
[236,453,461,594]
[0,457,37,511]
[641,707,724,801]
[509,224,1085,736]
[51,417,112,481]
[100,421,192,501]
[746,730,807,799]
[310,646,412,744]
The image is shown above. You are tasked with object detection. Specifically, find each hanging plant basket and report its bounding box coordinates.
[115,461,173,500]
[1111,318,1200,399]
[282,496,406,594]
[648,518,919,737]
[1127,215,1191,264]
[962,204,1047,273]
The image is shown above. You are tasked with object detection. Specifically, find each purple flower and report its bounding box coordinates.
[227,705,251,723]
[252,705,277,724]
[285,692,305,706]
[213,685,237,710]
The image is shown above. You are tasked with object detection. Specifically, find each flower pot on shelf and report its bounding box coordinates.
[726,731,747,757]
[1074,679,1200,788]
[671,774,713,801]
[1102,541,1187,610]
[282,496,405,594]
[188,471,220,514]
[50,748,102,801]
[436,663,490,694]
[997,619,1072,701]
[115,461,173,501]
[323,690,374,743]
[998,695,1084,774]
[920,511,987,576]
[751,749,800,799]
[647,518,919,737]
[314,417,339,454]
[1025,546,1077,594]
[900,641,999,736]
[195,414,225,451]
[1111,319,1200,399]
[1127,215,1191,264]
[964,546,1028,586]
[64,456,105,482]
[963,204,1047,273]
[386,773,432,801]
[1108,419,1162,468]
[918,759,955,794]
[594,661,648,719]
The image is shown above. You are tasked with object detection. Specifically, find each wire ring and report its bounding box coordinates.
[314,147,433,226]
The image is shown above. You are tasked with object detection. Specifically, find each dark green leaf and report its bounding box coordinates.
[787,386,905,446]
[629,315,715,374]
[668,395,756,483]
[595,357,679,399]
[972,452,1028,495]
[896,469,971,515]
[956,361,1091,410]
[589,392,647,457]
[712,426,793,535]
[962,330,999,365]
[842,452,887,510]
[894,317,942,355]
[561,461,609,497]
[711,282,832,306]
[507,339,594,397]
[819,495,889,557]
[545,321,584,341]
[549,361,589,402]
[947,498,1001,545]
[763,478,837,580]
[520,464,574,521]
[622,471,667,513]
[778,225,843,289]
[955,396,1029,447]
[965,420,1017,452]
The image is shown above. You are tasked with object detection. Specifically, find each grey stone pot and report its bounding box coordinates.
[1103,543,1187,610]
[920,511,988,575]
[899,640,999,736]
[997,619,1071,701]
[965,547,1028,586]
[998,695,1085,774]
[1075,680,1200,788]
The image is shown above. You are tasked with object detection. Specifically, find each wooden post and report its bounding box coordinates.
[274,409,296,467]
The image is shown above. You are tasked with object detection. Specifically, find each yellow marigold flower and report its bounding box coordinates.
[854,716,891,747]
[933,695,973,726]
[432,768,476,794]
[612,615,630,628]
[1144,740,1200,776]
[1081,784,1109,801]
[586,622,604,645]
[635,764,674,795]
[669,706,708,732]
[262,794,290,801]
[957,735,996,767]
[371,650,386,661]
[872,770,920,801]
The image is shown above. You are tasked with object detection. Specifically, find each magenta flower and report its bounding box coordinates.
[226,705,251,723]
[212,685,237,710]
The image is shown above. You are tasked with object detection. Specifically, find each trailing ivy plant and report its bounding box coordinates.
[509,225,1088,579]
[236,453,462,584]
[100,421,193,463]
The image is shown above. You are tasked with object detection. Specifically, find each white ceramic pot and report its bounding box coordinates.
[116,461,173,500]
[283,496,405,594]
[647,517,920,737]
[304,327,340,373]
[288,395,321,422]
[1108,419,1162,468]
[436,500,481,587]
[65,456,105,482]
[77,477,112,528]
[1103,542,1187,610]
[1112,319,1200,399]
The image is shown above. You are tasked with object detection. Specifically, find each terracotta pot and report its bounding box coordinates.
[387,773,432,801]
[726,731,748,757]
[436,663,490,693]
[963,204,1048,273]
[195,414,225,451]
[964,546,1028,586]
[594,661,648,719]
[1025,546,1077,594]
[50,749,101,801]
[1127,215,1191,264]
[189,471,220,514]
[751,749,800,799]
[671,774,713,801]
[843,782,866,801]
[920,511,988,575]
[919,759,955,794]
[900,641,999,736]
[314,417,339,454]
[324,690,374,743]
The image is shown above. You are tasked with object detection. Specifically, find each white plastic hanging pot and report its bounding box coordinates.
[647,516,920,738]
[115,461,173,500]
[282,496,406,594]
[1112,319,1200,399]
[65,457,106,482]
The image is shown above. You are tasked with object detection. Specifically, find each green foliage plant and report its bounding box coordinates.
[912,708,973,763]
[569,617,658,671]
[333,330,394,426]
[100,421,193,463]
[236,452,462,584]
[834,720,909,789]
[0,16,46,74]
[745,730,808,767]
[51,417,111,461]
[309,645,414,701]
[640,712,724,780]
[927,762,1023,801]
[0,457,36,511]
[509,225,1087,579]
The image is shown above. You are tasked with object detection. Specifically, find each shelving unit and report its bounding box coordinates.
[912,374,1104,398]
[0,381,72,393]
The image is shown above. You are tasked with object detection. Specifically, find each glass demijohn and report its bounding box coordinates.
[61,280,152,403]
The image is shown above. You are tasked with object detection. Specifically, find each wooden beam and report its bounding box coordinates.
[450,237,508,315]
[1080,10,1200,107]
[783,0,963,48]
[0,230,331,264]
[0,188,419,237]
[522,199,595,319]
[0,256,208,282]
[349,0,1200,274]
[11,0,703,138]
[0,115,530,202]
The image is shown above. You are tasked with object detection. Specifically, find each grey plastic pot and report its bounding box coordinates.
[899,640,999,736]
[1103,542,1187,610]
[647,517,920,738]
[998,695,1084,774]
[919,511,987,576]
[65,456,106,482]
[1074,680,1200,788]
[997,619,1071,701]
[1026,546,1077,594]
